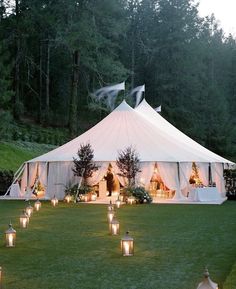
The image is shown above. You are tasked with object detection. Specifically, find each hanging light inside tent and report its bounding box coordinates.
[20,210,29,228]
[5,223,16,247]
[26,202,34,217]
[51,195,58,207]
[109,218,120,235]
[196,268,218,289]
[121,231,134,256]
[34,199,41,211]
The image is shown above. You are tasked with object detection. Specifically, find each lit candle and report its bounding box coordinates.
[112,224,117,235]
[8,234,13,247]
[34,199,41,211]
[124,242,129,255]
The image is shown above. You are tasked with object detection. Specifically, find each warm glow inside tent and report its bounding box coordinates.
[6,99,234,203]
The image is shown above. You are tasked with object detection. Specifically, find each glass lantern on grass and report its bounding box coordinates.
[107,200,114,211]
[115,197,121,209]
[26,202,34,217]
[127,196,136,205]
[34,199,41,211]
[121,231,134,256]
[20,210,29,228]
[5,223,16,247]
[197,268,218,289]
[65,194,72,203]
[51,195,58,207]
[109,218,120,235]
[107,210,115,223]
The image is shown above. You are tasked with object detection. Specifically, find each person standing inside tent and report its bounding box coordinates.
[105,167,114,197]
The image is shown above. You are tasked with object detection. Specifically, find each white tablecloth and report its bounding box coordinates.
[189,187,222,202]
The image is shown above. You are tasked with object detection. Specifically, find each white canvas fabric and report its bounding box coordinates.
[29,162,38,188]
[179,162,193,197]
[87,162,110,186]
[135,99,232,164]
[212,162,226,196]
[196,162,209,186]
[20,164,28,195]
[136,162,155,190]
[157,162,186,200]
[14,99,233,201]
[28,100,233,164]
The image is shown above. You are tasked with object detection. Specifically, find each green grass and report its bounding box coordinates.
[0,201,236,289]
[224,261,236,289]
[0,141,55,171]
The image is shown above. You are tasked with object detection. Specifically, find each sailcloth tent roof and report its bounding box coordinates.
[135,99,232,164]
[28,100,233,164]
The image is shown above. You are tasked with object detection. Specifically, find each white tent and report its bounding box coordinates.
[7,99,233,202]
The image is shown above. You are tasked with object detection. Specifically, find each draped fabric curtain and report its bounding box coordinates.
[196,163,209,186]
[20,164,28,195]
[111,162,127,187]
[212,162,226,197]
[157,162,185,200]
[38,162,48,194]
[87,162,109,186]
[179,162,193,196]
[28,162,38,188]
[47,162,73,199]
[136,162,155,190]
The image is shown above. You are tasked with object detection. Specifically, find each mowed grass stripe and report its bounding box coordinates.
[0,201,236,289]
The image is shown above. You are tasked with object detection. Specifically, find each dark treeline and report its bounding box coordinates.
[0,0,236,159]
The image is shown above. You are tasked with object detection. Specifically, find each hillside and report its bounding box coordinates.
[0,141,56,172]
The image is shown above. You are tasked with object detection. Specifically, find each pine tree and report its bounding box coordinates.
[116,146,141,187]
[73,143,98,186]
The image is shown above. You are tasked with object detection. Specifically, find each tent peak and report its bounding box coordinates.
[114,99,133,112]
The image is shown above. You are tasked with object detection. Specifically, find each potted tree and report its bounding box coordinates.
[73,143,98,202]
[116,146,152,204]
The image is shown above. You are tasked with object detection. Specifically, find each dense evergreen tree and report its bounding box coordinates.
[0,0,235,159]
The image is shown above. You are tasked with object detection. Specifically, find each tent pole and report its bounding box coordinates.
[4,163,25,196]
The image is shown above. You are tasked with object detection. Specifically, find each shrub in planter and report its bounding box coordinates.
[132,186,152,203]
[123,186,152,204]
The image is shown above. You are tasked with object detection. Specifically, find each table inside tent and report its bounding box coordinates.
[188,187,222,202]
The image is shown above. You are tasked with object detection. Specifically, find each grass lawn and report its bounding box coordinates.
[0,142,55,171]
[0,201,236,289]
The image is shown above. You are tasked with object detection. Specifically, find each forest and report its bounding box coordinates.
[0,0,236,160]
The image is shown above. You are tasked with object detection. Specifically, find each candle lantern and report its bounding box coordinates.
[51,195,58,207]
[20,210,29,228]
[127,196,136,205]
[34,199,41,211]
[121,231,134,256]
[107,210,115,223]
[65,194,72,203]
[107,200,114,211]
[115,197,121,209]
[5,223,16,247]
[197,268,218,289]
[109,218,120,235]
[26,202,34,217]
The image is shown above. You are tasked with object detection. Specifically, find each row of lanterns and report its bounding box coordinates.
[107,199,219,288]
[5,199,42,247]
[2,195,219,289]
[107,199,134,257]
